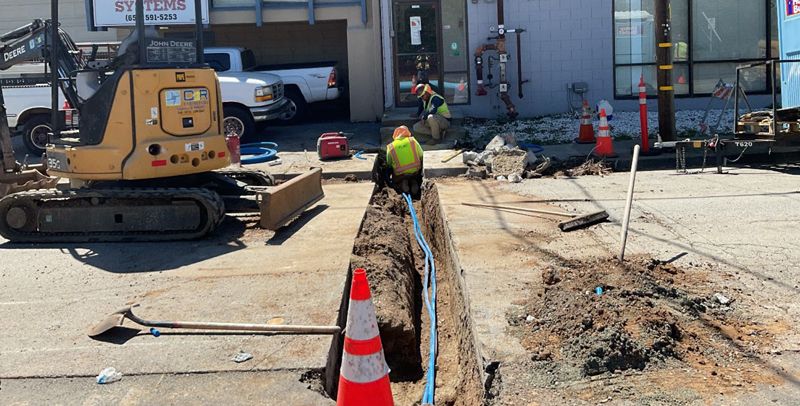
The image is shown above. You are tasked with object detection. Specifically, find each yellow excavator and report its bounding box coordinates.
[0,0,323,242]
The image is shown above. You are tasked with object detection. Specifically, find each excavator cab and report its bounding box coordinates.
[0,0,324,242]
[45,2,229,181]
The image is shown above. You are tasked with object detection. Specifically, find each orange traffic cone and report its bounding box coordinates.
[594,109,616,158]
[337,268,394,406]
[576,100,596,144]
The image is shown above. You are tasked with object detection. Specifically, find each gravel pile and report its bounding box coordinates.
[464,109,736,146]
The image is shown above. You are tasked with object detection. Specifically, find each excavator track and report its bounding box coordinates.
[0,188,224,243]
[212,167,275,187]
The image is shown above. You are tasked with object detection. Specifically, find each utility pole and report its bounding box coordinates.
[655,0,676,141]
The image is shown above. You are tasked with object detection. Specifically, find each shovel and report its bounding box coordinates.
[462,202,609,232]
[88,305,341,337]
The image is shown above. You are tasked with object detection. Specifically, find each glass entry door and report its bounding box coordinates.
[393,1,441,107]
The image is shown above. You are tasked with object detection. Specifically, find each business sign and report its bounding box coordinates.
[93,0,209,27]
[788,0,800,17]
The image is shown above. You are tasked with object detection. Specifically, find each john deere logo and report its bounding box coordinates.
[175,72,186,82]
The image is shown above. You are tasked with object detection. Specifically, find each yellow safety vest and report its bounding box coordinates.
[387,136,423,176]
[425,94,451,118]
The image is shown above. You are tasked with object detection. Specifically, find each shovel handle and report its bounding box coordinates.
[126,311,340,335]
[462,202,576,217]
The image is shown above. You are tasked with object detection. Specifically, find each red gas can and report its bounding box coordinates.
[317,132,350,160]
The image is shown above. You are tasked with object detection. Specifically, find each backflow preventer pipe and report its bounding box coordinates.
[474,0,525,119]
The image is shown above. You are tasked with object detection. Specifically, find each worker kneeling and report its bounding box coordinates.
[412,83,451,145]
[386,126,424,196]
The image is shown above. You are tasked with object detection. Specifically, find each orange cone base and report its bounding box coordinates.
[576,125,596,144]
[337,375,394,406]
[593,137,617,158]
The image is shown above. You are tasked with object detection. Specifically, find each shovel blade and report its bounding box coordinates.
[87,306,132,337]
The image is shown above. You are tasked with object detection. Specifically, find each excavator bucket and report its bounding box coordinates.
[257,168,324,230]
[0,168,59,198]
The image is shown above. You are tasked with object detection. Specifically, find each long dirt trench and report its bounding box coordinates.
[320,183,485,405]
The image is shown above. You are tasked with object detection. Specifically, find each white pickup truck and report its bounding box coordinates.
[204,47,341,123]
[0,66,68,155]
[2,58,290,154]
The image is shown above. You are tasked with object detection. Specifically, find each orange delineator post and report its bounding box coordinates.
[594,108,616,158]
[337,268,394,406]
[638,76,650,154]
[576,99,596,144]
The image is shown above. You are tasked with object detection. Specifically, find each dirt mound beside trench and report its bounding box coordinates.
[512,257,769,378]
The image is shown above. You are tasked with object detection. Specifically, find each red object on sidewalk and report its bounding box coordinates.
[576,99,596,144]
[594,109,616,158]
[638,76,650,154]
[226,132,241,165]
[318,132,350,160]
[337,268,394,406]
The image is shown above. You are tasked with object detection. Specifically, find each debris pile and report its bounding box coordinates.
[512,257,765,379]
[558,159,612,177]
[462,134,537,182]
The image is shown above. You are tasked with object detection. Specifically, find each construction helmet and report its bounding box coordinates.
[415,83,431,98]
[392,125,412,140]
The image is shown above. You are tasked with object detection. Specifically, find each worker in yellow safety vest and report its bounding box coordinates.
[412,83,451,145]
[385,125,424,195]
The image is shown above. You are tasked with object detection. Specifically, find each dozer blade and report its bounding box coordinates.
[257,168,324,230]
[0,169,59,198]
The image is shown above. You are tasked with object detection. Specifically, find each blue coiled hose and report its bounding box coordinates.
[240,142,278,164]
[402,193,437,405]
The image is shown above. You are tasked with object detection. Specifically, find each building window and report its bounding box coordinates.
[440,0,470,104]
[613,0,777,98]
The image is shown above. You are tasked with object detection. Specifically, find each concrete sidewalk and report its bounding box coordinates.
[249,149,469,180]
[0,183,373,403]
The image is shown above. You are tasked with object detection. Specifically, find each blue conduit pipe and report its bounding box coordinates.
[402,193,437,405]
[240,142,278,164]
[354,150,366,160]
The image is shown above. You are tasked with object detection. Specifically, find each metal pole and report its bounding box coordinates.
[135,0,145,64]
[655,0,675,141]
[619,144,641,262]
[771,61,777,135]
[194,0,204,63]
[734,67,740,133]
[50,0,60,142]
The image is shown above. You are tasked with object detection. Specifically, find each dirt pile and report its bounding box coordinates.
[491,149,528,177]
[349,187,421,376]
[512,257,763,378]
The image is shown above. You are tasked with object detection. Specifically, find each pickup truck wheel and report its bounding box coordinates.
[223,106,255,140]
[279,88,307,124]
[22,115,52,156]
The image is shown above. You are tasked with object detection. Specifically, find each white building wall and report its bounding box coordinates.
[460,0,767,118]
